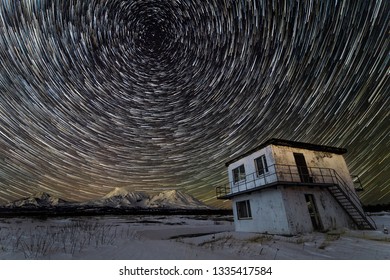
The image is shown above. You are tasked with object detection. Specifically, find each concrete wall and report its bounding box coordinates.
[270,145,355,190]
[227,143,362,234]
[226,144,357,194]
[232,186,354,235]
[232,187,291,235]
[227,146,276,194]
[281,186,353,234]
[269,145,366,219]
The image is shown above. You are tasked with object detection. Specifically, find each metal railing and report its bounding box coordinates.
[330,171,376,229]
[215,163,376,229]
[216,164,338,198]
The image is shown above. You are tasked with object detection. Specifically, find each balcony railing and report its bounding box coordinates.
[216,164,375,230]
[216,164,348,198]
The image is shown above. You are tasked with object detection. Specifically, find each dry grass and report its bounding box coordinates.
[0,220,130,259]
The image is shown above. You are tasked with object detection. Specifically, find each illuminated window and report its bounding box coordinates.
[232,165,246,183]
[236,200,252,219]
[255,155,268,176]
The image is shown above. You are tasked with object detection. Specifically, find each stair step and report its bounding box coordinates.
[328,182,376,230]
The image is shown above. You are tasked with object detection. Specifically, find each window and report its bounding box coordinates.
[232,165,246,183]
[255,155,268,176]
[236,200,252,219]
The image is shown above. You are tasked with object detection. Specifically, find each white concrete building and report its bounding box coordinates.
[217,139,376,235]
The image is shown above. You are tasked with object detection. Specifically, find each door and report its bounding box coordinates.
[305,194,323,231]
[293,153,312,183]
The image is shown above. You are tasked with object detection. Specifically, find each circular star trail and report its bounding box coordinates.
[0,0,388,207]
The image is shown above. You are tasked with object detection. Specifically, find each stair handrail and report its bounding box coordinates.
[331,169,376,229]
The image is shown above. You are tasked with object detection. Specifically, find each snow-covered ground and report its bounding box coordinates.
[0,213,389,260]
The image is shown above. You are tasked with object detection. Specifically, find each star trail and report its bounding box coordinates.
[0,0,388,207]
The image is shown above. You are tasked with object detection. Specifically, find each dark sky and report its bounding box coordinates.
[0,0,388,207]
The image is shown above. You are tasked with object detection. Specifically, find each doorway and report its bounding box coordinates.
[293,153,313,183]
[305,194,323,231]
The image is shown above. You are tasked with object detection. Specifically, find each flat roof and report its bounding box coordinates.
[225,138,347,167]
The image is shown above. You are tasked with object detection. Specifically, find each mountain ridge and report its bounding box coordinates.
[6,192,70,208]
[5,189,211,210]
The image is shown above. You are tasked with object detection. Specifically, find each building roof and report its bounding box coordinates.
[225,138,347,167]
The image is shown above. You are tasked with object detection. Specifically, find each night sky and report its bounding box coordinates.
[0,0,388,207]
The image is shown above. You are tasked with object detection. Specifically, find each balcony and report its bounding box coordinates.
[216,164,376,230]
[216,164,347,199]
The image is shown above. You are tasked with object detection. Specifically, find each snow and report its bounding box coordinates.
[4,189,211,210]
[6,192,69,208]
[0,213,389,260]
[90,188,211,209]
[147,190,210,209]
[94,189,151,208]
[102,187,138,198]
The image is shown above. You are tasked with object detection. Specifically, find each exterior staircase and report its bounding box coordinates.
[328,171,376,230]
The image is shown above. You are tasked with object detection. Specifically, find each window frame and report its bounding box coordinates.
[236,200,252,220]
[254,155,269,177]
[232,164,246,184]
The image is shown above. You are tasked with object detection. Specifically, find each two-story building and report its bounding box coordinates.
[216,139,375,235]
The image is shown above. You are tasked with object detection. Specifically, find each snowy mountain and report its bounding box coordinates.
[6,192,69,208]
[88,188,210,210]
[87,187,150,208]
[147,190,210,209]
[5,188,211,211]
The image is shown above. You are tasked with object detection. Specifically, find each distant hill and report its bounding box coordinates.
[87,188,211,210]
[147,190,210,209]
[85,187,150,208]
[6,192,70,208]
[4,188,211,211]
